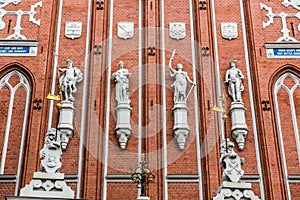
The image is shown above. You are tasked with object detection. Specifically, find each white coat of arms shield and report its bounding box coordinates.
[169,22,186,40]
[117,22,134,40]
[221,22,238,40]
[65,22,82,40]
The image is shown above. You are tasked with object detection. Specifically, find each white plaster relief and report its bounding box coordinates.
[0,0,20,8]
[213,139,260,200]
[65,22,82,40]
[117,22,134,40]
[169,22,186,40]
[221,22,238,40]
[282,0,300,10]
[0,1,42,39]
[261,2,300,42]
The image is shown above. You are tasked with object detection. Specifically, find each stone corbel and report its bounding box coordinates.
[230,102,248,150]
[115,103,132,150]
[57,101,75,150]
[172,104,190,150]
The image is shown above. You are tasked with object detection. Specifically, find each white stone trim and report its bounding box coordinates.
[160,1,168,199]
[48,0,63,130]
[189,0,203,199]
[102,0,114,199]
[239,0,265,198]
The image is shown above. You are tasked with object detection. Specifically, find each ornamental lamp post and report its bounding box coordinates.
[131,152,155,198]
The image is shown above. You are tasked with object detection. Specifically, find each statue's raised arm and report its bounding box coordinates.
[168,49,176,74]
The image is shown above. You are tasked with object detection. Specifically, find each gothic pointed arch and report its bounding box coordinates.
[0,62,34,196]
[269,65,300,199]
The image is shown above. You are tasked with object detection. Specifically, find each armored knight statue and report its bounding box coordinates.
[112,61,131,104]
[59,59,83,102]
[40,128,62,173]
[169,50,195,104]
[225,60,244,102]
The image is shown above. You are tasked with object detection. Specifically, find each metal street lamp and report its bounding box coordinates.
[131,153,155,197]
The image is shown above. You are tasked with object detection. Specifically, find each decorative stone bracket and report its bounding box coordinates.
[115,103,132,150]
[20,172,74,199]
[230,102,248,150]
[172,104,190,150]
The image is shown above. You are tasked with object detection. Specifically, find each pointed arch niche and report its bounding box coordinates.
[0,64,33,196]
[273,70,300,199]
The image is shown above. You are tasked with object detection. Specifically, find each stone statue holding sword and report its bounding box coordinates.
[168,49,196,104]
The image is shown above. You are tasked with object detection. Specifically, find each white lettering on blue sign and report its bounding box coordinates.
[0,46,37,56]
[273,48,300,56]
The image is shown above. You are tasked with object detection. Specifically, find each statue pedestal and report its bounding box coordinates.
[19,172,74,199]
[58,101,75,150]
[172,103,190,150]
[213,181,260,200]
[230,102,248,150]
[115,103,132,149]
[137,196,150,200]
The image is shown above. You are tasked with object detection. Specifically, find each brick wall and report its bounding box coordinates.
[0,0,299,199]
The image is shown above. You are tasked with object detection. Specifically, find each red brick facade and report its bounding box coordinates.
[0,0,299,199]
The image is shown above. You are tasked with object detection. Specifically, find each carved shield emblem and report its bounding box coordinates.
[65,22,82,40]
[169,22,186,40]
[224,156,244,182]
[40,147,62,173]
[221,22,238,40]
[117,22,134,40]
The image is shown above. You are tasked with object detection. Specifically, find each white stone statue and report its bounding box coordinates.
[225,60,244,102]
[59,59,83,102]
[40,128,62,173]
[169,50,195,104]
[112,61,131,103]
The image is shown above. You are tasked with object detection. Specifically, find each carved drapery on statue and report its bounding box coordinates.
[213,139,260,200]
[113,61,132,149]
[169,50,195,150]
[225,60,248,150]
